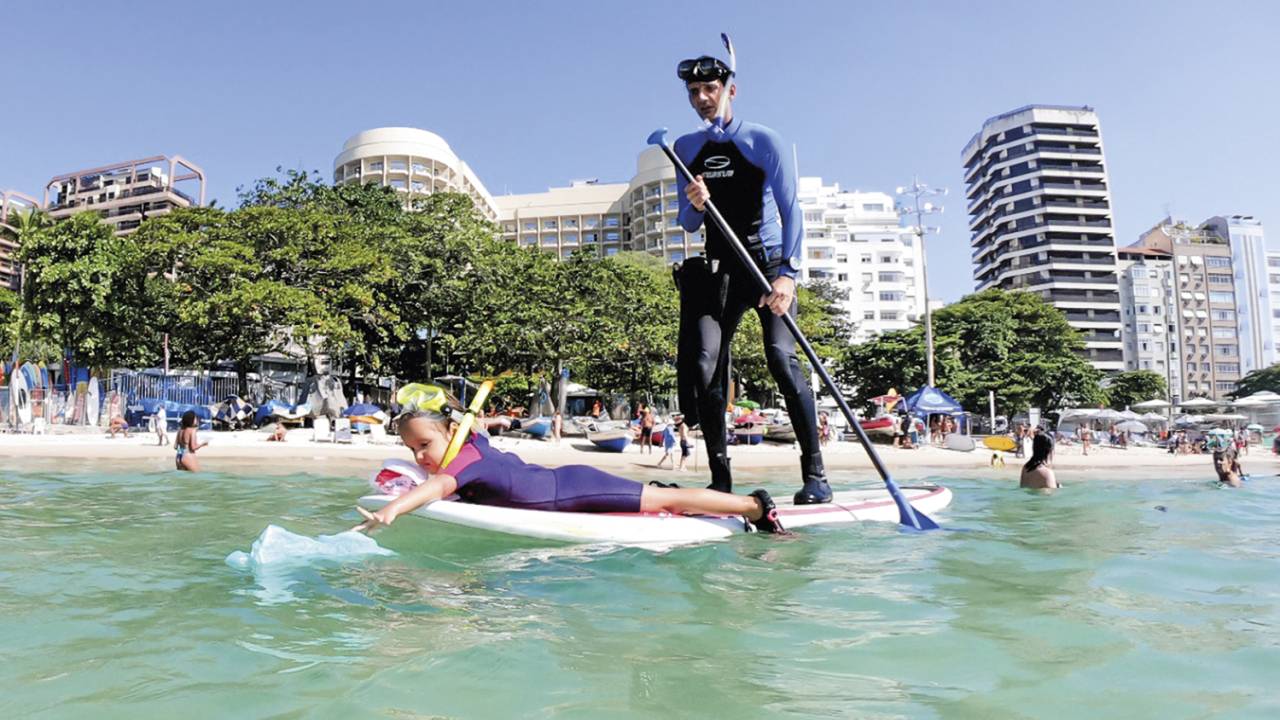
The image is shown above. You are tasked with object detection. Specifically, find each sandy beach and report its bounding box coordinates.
[4,426,1274,480]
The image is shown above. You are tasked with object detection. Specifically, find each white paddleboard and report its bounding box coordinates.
[359,483,952,547]
[87,377,101,427]
[11,372,31,425]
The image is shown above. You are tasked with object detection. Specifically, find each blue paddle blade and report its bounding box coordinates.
[890,490,940,531]
[646,128,669,146]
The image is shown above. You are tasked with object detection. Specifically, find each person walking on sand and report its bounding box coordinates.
[675,415,693,471]
[670,48,830,504]
[1080,423,1092,456]
[153,404,169,447]
[1020,433,1059,490]
[656,422,678,469]
[174,410,208,472]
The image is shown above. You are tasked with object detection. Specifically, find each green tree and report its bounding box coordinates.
[836,288,1105,414]
[1232,363,1280,398]
[1104,370,1167,409]
[18,212,164,369]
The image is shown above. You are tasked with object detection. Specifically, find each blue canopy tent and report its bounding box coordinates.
[904,385,970,434]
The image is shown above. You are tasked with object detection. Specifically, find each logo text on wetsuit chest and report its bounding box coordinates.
[702,155,734,179]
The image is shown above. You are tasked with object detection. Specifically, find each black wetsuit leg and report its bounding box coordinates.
[755,298,820,457]
[692,292,750,492]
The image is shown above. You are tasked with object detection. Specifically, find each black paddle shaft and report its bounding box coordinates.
[652,139,934,529]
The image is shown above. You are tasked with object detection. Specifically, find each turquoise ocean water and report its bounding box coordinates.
[2,459,1277,719]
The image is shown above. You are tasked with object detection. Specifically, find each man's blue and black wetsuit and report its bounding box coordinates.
[674,117,828,501]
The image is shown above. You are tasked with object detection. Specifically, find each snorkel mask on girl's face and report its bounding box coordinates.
[677,55,732,84]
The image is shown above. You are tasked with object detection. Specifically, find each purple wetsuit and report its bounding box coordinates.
[446,433,643,513]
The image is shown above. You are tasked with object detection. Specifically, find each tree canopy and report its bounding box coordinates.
[1104,370,1167,409]
[1231,363,1280,399]
[835,288,1105,414]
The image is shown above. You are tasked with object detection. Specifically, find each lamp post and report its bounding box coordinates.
[896,177,947,386]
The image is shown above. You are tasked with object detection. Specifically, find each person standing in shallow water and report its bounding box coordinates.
[1020,433,1059,490]
[174,410,207,472]
[670,51,831,505]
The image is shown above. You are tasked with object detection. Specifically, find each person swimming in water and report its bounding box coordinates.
[1019,433,1059,491]
[354,392,788,534]
[1212,446,1244,488]
[174,410,207,472]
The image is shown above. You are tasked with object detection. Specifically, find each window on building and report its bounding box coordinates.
[878,272,902,282]
[605,217,619,227]
[1216,363,1240,374]
[1208,273,1231,285]
[864,310,876,320]
[804,211,823,223]
[837,254,848,264]
[860,254,873,264]
[604,231,620,241]
[1209,291,1234,304]
[837,273,848,282]
[1206,256,1231,268]
[1215,344,1237,356]
[880,291,905,302]
[544,220,557,229]
[863,292,874,301]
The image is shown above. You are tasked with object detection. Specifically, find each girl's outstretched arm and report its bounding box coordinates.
[354,474,458,532]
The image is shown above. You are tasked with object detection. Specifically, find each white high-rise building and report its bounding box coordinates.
[1117,246,1182,402]
[962,105,1124,371]
[333,127,499,221]
[44,155,205,235]
[1200,215,1272,375]
[795,178,926,342]
[1268,250,1280,369]
[0,190,41,290]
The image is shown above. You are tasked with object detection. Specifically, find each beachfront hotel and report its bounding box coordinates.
[495,181,630,259]
[1200,214,1273,375]
[1132,218,1241,399]
[0,190,41,290]
[1269,251,1280,356]
[962,105,1125,372]
[795,179,927,343]
[44,156,206,235]
[332,127,499,222]
[1116,246,1183,402]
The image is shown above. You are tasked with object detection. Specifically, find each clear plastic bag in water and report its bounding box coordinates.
[226,524,394,569]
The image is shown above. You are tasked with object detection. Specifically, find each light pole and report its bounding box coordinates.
[896,177,946,386]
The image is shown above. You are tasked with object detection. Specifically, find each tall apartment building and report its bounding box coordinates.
[495,181,629,259]
[44,156,205,235]
[1134,219,1240,399]
[0,190,41,290]
[962,105,1124,371]
[1116,246,1182,402]
[1200,214,1272,375]
[333,127,499,221]
[795,178,926,342]
[1269,251,1280,366]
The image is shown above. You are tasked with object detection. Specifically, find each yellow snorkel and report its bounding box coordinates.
[441,380,492,469]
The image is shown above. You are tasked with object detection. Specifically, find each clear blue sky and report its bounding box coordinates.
[3,1,1277,302]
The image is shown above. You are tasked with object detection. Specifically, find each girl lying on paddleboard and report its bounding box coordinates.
[354,388,786,534]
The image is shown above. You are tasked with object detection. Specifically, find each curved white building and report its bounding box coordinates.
[333,127,498,221]
[626,146,703,263]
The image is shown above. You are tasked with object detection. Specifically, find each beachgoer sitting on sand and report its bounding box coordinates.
[1019,434,1059,491]
[266,421,287,442]
[108,415,131,439]
[1213,447,1243,488]
[355,393,788,535]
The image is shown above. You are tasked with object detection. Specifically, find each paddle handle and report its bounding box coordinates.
[441,380,493,470]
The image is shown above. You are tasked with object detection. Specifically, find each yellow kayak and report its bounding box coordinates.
[983,436,1017,452]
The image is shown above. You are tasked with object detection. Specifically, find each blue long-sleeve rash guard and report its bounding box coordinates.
[674,117,802,278]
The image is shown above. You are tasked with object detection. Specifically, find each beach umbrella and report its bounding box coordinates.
[1205,413,1247,422]
[1130,398,1171,409]
[1092,408,1124,422]
[1206,428,1232,436]
[1141,412,1168,423]
[1246,423,1264,431]
[1119,409,1141,420]
[1115,420,1148,433]
[734,399,761,410]
[1179,397,1219,409]
[1174,415,1203,427]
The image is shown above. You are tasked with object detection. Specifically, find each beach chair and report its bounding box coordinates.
[334,418,353,444]
[368,421,395,445]
[313,416,332,443]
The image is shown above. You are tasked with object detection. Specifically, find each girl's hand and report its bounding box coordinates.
[352,506,396,533]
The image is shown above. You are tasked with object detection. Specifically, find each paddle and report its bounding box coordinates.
[648,129,939,530]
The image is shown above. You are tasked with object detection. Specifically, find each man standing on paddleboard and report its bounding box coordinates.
[671,48,831,504]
